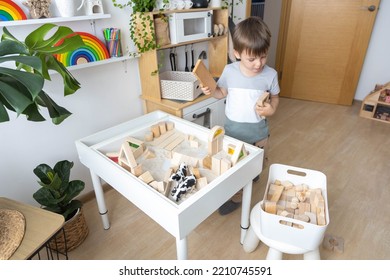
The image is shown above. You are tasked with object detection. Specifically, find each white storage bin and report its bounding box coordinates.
[160,71,203,101]
[259,163,329,251]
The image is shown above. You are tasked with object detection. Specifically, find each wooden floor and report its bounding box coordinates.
[68,97,390,260]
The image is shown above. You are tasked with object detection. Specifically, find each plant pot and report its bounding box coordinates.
[50,207,89,253]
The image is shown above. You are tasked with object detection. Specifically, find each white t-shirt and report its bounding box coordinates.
[217,62,280,123]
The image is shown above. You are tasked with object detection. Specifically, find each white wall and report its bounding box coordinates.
[0,1,143,205]
[355,0,390,100]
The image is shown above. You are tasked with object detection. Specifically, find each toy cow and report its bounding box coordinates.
[169,162,196,202]
[169,162,188,183]
[171,174,196,202]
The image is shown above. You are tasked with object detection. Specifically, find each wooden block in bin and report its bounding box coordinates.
[264,201,277,214]
[192,59,217,93]
[269,184,284,202]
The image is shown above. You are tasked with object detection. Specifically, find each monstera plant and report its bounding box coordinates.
[0,23,84,124]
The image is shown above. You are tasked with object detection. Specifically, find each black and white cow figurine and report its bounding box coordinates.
[171,174,197,202]
[169,162,188,183]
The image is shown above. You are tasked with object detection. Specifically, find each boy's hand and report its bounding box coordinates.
[255,102,276,117]
[200,85,212,95]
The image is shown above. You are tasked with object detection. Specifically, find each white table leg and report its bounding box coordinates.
[240,181,253,244]
[90,171,110,230]
[243,226,260,253]
[176,237,188,260]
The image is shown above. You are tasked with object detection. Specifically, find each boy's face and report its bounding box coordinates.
[234,50,268,77]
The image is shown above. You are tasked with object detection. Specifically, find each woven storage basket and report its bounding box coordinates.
[50,207,88,253]
[160,71,203,101]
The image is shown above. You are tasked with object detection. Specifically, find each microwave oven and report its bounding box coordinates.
[168,10,213,44]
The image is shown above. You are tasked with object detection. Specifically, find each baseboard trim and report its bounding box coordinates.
[79,183,112,204]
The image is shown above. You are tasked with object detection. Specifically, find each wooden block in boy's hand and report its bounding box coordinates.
[192,59,217,93]
[256,91,270,119]
[256,91,270,107]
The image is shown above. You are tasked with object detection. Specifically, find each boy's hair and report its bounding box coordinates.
[232,16,271,57]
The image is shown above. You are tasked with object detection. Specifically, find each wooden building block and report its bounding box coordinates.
[151,124,160,138]
[230,142,244,166]
[150,129,175,146]
[106,152,119,163]
[269,184,284,202]
[202,155,212,169]
[323,234,344,253]
[190,139,199,148]
[208,126,224,155]
[305,211,317,225]
[190,166,201,179]
[163,169,173,197]
[281,180,294,188]
[159,122,167,134]
[256,91,270,107]
[196,177,208,190]
[165,135,185,151]
[211,155,221,175]
[138,171,154,184]
[264,201,277,214]
[131,164,143,176]
[144,131,154,141]
[166,121,174,131]
[119,142,137,168]
[192,59,217,93]
[125,136,145,150]
[220,158,231,174]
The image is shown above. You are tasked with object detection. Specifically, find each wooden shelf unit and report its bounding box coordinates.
[360,82,390,123]
[138,8,229,117]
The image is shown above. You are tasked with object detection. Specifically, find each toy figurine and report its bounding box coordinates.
[23,0,51,19]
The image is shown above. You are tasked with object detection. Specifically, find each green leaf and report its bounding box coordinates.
[0,65,44,99]
[22,102,46,122]
[53,160,73,186]
[0,56,43,74]
[25,24,84,54]
[0,40,29,56]
[33,164,54,184]
[62,180,85,205]
[62,200,82,220]
[33,187,64,209]
[45,55,81,96]
[0,99,10,122]
[0,81,33,114]
[0,24,83,125]
[36,91,72,124]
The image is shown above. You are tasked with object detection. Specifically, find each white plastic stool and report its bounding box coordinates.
[243,202,321,260]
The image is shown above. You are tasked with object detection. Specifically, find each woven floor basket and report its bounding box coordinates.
[50,207,88,253]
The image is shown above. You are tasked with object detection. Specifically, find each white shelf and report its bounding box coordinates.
[0,14,111,27]
[50,55,140,73]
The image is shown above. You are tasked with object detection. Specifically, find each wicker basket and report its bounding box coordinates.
[50,207,89,253]
[160,71,203,101]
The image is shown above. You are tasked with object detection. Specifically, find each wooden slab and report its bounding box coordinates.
[192,59,217,93]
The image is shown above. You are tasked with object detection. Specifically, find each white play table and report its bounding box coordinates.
[75,110,263,259]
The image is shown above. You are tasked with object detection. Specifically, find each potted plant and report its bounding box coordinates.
[0,23,84,124]
[112,0,165,53]
[33,160,88,252]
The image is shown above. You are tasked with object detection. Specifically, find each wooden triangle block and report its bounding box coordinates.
[119,142,137,168]
[192,59,217,93]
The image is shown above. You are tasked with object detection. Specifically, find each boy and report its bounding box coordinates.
[201,16,280,215]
